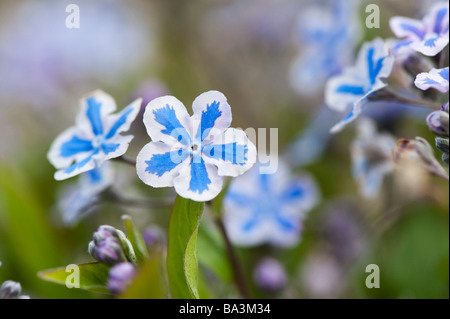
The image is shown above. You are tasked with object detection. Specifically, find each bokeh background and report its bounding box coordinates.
[0,0,448,299]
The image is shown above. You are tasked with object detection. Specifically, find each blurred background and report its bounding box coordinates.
[0,0,448,299]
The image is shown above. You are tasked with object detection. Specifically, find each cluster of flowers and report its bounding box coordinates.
[322,1,449,195]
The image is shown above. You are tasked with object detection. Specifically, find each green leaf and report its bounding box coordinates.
[167,196,204,299]
[122,214,149,264]
[197,218,233,283]
[120,254,168,299]
[38,262,112,295]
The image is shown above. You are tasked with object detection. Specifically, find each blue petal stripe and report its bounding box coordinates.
[153,105,191,145]
[434,7,448,34]
[87,167,102,183]
[60,135,93,158]
[64,150,98,175]
[101,143,120,155]
[203,143,248,165]
[105,108,134,139]
[195,101,222,142]
[189,157,211,194]
[226,191,253,207]
[439,68,449,81]
[275,215,297,231]
[400,22,425,39]
[424,37,438,48]
[367,47,384,85]
[280,184,305,202]
[145,149,189,177]
[336,85,365,95]
[86,97,104,136]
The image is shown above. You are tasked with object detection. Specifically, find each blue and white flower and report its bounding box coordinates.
[390,2,449,57]
[415,67,449,93]
[136,90,256,202]
[351,119,396,198]
[290,0,360,95]
[48,90,141,180]
[223,162,319,247]
[58,162,114,226]
[325,38,394,133]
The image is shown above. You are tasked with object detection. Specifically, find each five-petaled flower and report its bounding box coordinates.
[136,90,256,202]
[48,90,142,181]
[223,162,319,247]
[415,67,449,93]
[325,38,394,133]
[390,2,449,57]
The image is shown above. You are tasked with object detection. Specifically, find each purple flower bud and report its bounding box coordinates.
[253,258,287,292]
[108,262,137,295]
[0,280,29,299]
[88,225,135,265]
[442,103,449,113]
[426,111,449,137]
[142,226,165,250]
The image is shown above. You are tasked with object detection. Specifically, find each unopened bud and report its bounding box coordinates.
[88,225,137,265]
[0,280,29,299]
[107,262,137,295]
[426,111,449,137]
[253,258,287,293]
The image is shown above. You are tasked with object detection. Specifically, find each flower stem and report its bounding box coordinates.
[376,87,442,110]
[114,155,137,166]
[214,217,251,299]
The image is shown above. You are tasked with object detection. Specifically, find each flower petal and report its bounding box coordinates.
[104,98,142,140]
[54,149,99,181]
[173,156,223,202]
[411,34,449,56]
[423,2,449,35]
[191,90,232,143]
[76,90,117,138]
[143,95,192,146]
[202,128,257,177]
[325,74,365,112]
[47,127,94,170]
[329,99,364,134]
[389,16,425,40]
[415,67,449,92]
[136,141,190,188]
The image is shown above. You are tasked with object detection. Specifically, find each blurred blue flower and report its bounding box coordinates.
[290,0,360,96]
[415,67,449,92]
[136,91,256,202]
[325,38,394,133]
[48,90,141,180]
[223,162,319,247]
[390,2,449,57]
[58,162,114,226]
[351,119,396,198]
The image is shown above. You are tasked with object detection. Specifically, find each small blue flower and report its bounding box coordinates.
[58,162,114,226]
[390,2,449,57]
[325,38,394,133]
[223,162,319,247]
[415,67,449,93]
[48,90,141,180]
[290,0,360,96]
[136,91,257,202]
[351,119,396,198]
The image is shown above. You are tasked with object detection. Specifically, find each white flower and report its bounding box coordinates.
[136,90,256,202]
[48,90,141,180]
[415,67,449,93]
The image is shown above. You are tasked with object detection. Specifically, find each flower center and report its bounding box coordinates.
[191,144,199,152]
[92,135,105,149]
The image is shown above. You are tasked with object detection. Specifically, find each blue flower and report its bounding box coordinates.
[351,119,396,198]
[223,162,319,247]
[290,0,360,96]
[136,91,256,202]
[415,67,449,93]
[390,2,449,57]
[48,90,141,180]
[325,38,394,133]
[58,162,114,226]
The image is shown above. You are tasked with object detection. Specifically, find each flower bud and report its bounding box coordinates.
[0,280,29,299]
[392,137,436,166]
[435,137,449,154]
[107,262,137,295]
[426,111,449,137]
[253,258,287,293]
[88,225,137,266]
